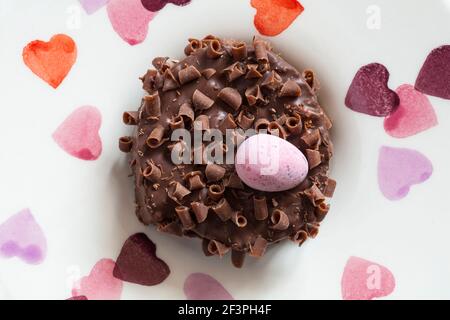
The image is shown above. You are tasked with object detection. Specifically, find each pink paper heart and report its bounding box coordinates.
[0,208,47,265]
[384,84,438,138]
[78,0,109,14]
[184,273,234,300]
[72,259,123,300]
[341,256,395,300]
[378,146,433,201]
[107,0,157,46]
[52,106,102,161]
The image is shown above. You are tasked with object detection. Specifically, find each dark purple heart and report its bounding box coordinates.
[415,45,450,100]
[113,233,170,286]
[67,296,88,300]
[141,0,191,12]
[345,63,399,117]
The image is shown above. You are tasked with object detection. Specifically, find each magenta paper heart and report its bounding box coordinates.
[78,0,109,14]
[415,45,450,100]
[184,273,234,300]
[345,63,399,117]
[72,259,123,300]
[113,233,170,286]
[107,0,157,46]
[67,295,88,300]
[341,256,395,300]
[141,0,191,12]
[0,208,47,265]
[378,146,433,201]
[384,84,438,138]
[52,106,102,161]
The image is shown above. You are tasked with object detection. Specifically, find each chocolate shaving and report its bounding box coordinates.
[249,236,268,258]
[223,62,246,82]
[254,118,270,132]
[206,40,224,59]
[146,124,166,148]
[207,240,229,257]
[208,184,225,201]
[237,111,255,130]
[143,93,161,119]
[178,65,202,85]
[218,87,242,110]
[201,238,213,256]
[304,185,325,207]
[291,230,308,246]
[301,129,321,148]
[213,198,233,221]
[245,64,263,79]
[123,111,139,125]
[231,211,248,228]
[141,69,164,93]
[162,69,180,92]
[261,71,282,91]
[219,113,237,133]
[323,178,336,198]
[178,102,195,123]
[307,223,320,238]
[119,136,133,153]
[168,181,191,202]
[303,69,320,92]
[253,196,269,220]
[268,121,287,139]
[185,171,206,190]
[194,114,210,130]
[315,202,329,222]
[286,115,302,134]
[306,149,322,169]
[157,221,183,237]
[169,115,185,130]
[184,38,202,56]
[152,57,168,71]
[280,80,302,97]
[231,250,246,268]
[175,206,195,230]
[202,68,216,79]
[224,172,244,189]
[192,89,214,110]
[205,164,226,182]
[143,163,162,182]
[270,209,289,230]
[254,39,268,64]
[191,202,209,223]
[245,85,264,106]
[231,41,248,61]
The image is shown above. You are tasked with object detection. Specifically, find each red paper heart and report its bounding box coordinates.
[22,34,77,89]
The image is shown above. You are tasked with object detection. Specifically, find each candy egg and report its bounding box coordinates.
[235,134,308,192]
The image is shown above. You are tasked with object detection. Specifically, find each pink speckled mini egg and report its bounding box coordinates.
[235,134,308,192]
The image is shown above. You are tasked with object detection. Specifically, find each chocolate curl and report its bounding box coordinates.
[122,111,139,125]
[202,238,213,256]
[178,65,202,85]
[270,209,290,230]
[307,223,320,238]
[254,39,269,64]
[162,69,180,92]
[169,115,185,130]
[303,69,320,92]
[205,164,226,182]
[301,129,321,148]
[223,62,245,82]
[231,41,248,61]
[268,121,287,139]
[231,211,248,228]
[119,136,133,153]
[219,113,237,134]
[245,64,263,79]
[237,111,255,130]
[304,184,326,207]
[202,34,219,44]
[245,85,264,106]
[224,172,244,189]
[253,196,268,220]
[206,40,224,59]
[207,240,230,257]
[184,38,202,56]
[146,124,166,149]
[194,115,210,130]
[157,221,183,237]
[185,171,206,191]
[178,102,195,123]
[249,236,268,258]
[261,71,282,91]
[143,163,162,182]
[152,57,168,71]
[286,115,302,134]
[143,93,161,119]
[168,181,191,202]
[291,230,308,246]
[202,68,216,79]
[208,184,225,201]
[192,89,214,110]
[323,113,333,130]
[231,250,246,268]
[315,202,330,222]
[218,87,242,110]
[192,202,209,223]
[175,206,195,230]
[213,198,233,221]
[254,118,270,132]
[306,149,322,169]
[280,80,302,97]
[323,178,336,198]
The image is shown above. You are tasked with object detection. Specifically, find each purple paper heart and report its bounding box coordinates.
[378,146,433,201]
[415,45,450,100]
[184,273,234,300]
[141,0,191,12]
[79,0,109,15]
[345,63,399,117]
[0,209,47,264]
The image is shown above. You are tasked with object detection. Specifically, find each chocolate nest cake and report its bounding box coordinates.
[119,35,336,268]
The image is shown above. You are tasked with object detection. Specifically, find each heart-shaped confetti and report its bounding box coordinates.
[341,256,395,300]
[384,84,438,138]
[184,273,234,300]
[72,259,123,300]
[251,0,304,36]
[415,45,450,100]
[67,295,88,300]
[52,106,102,161]
[113,233,170,286]
[141,0,191,12]
[0,208,47,265]
[22,34,77,89]
[107,0,157,46]
[378,146,433,201]
[345,63,399,117]
[79,0,109,14]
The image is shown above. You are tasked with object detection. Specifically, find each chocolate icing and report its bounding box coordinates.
[120,36,335,268]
